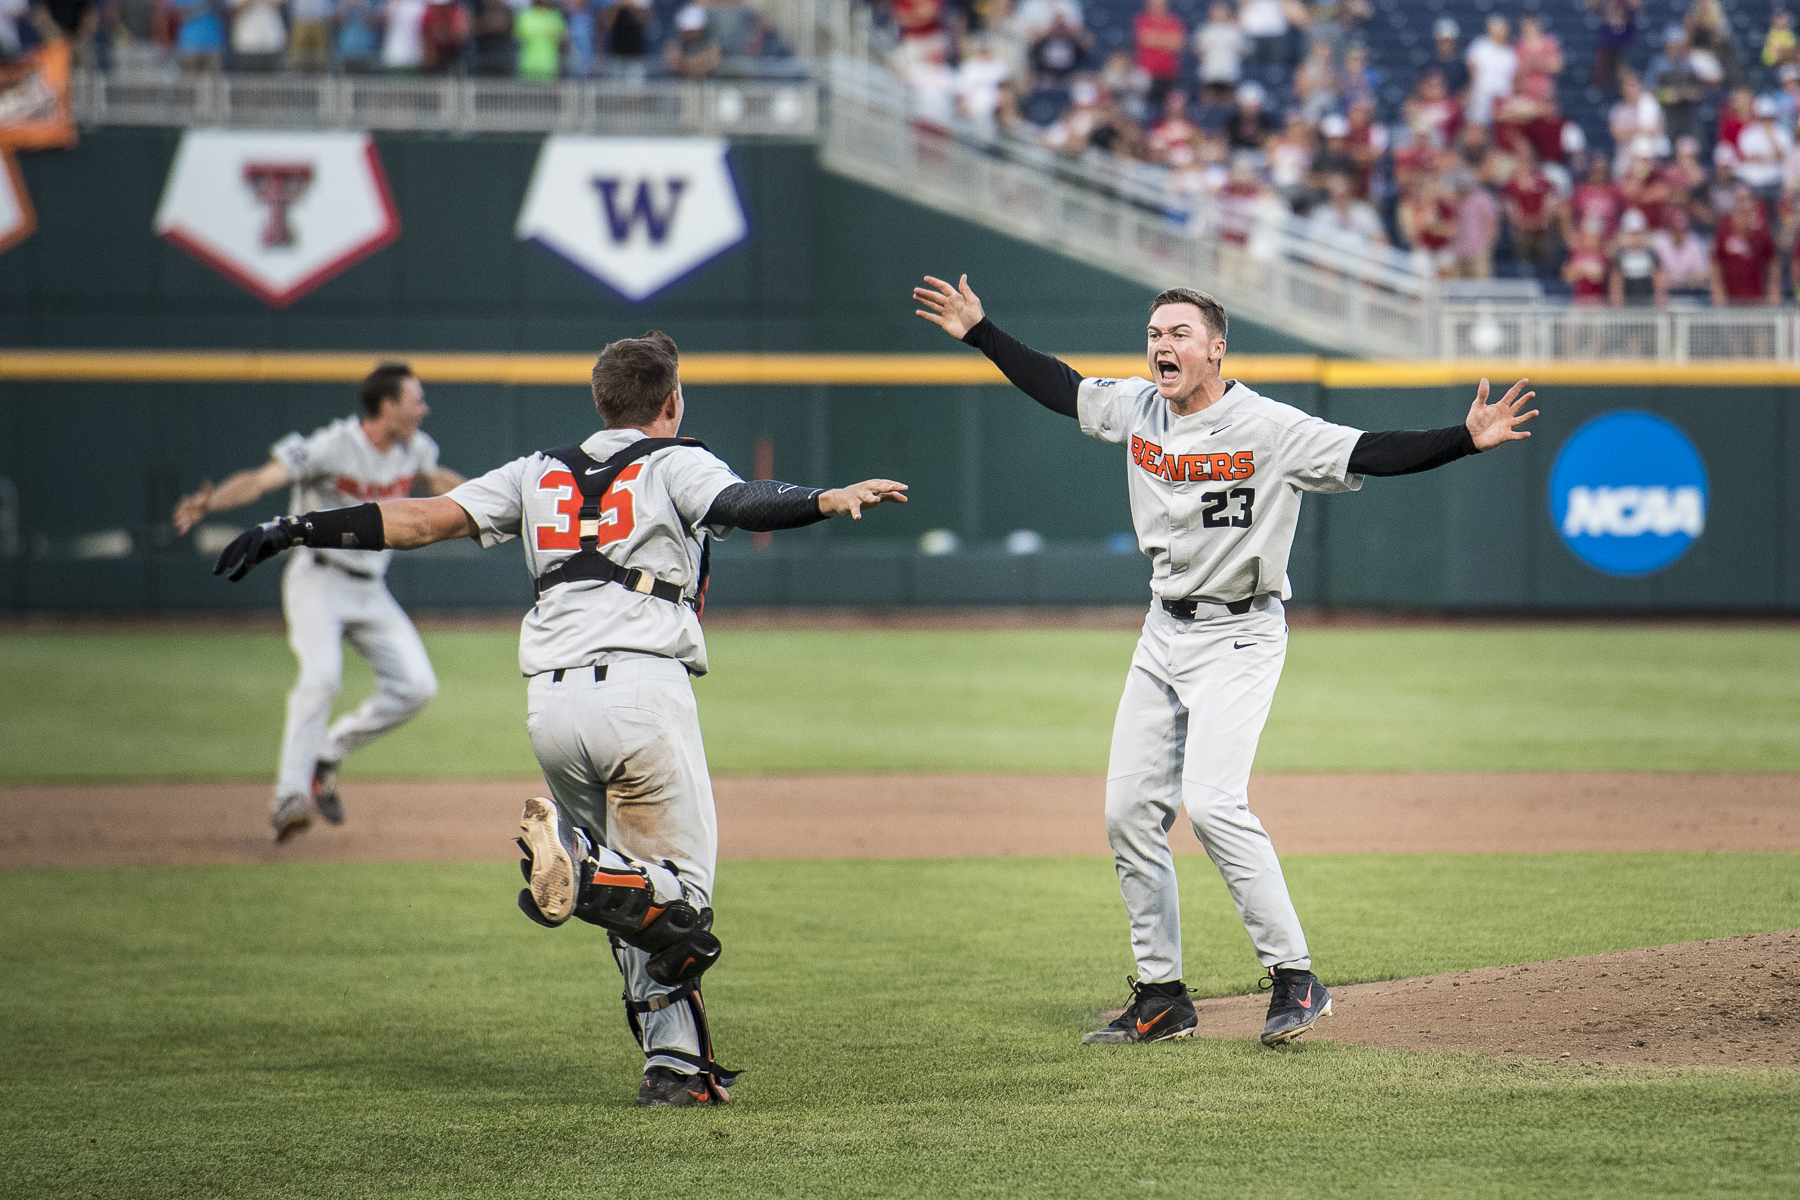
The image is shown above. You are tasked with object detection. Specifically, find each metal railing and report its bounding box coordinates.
[72,68,819,137]
[821,58,1435,359]
[1440,304,1800,362]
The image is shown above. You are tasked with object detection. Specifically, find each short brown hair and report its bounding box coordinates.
[1149,288,1228,342]
[360,362,415,417]
[591,331,680,428]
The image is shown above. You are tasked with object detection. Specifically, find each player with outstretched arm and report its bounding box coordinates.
[211,331,907,1107]
[914,276,1536,1047]
[172,363,468,843]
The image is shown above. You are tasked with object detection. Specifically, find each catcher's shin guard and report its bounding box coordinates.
[572,862,723,986]
[620,962,739,1104]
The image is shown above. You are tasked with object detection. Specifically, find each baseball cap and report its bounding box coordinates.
[1433,17,1458,39]
[1620,209,1648,232]
[676,5,707,32]
[1320,112,1349,137]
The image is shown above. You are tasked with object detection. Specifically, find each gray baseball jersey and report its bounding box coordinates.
[272,416,441,579]
[447,429,741,677]
[1077,377,1364,602]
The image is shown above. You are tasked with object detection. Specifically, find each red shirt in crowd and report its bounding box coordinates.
[1134,10,1185,81]
[1566,246,1610,303]
[1504,168,1556,231]
[1570,180,1625,238]
[1714,214,1775,302]
[894,0,943,39]
[1402,195,1455,250]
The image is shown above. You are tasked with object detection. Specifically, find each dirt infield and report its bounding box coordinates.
[4,772,1796,1068]
[3,771,1794,868]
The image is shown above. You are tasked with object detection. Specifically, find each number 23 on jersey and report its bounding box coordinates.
[534,464,642,550]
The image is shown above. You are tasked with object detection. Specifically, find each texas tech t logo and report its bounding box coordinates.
[154,130,400,308]
[516,137,747,301]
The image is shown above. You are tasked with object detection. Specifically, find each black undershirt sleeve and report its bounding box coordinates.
[703,479,829,532]
[961,317,1083,419]
[1348,425,1479,477]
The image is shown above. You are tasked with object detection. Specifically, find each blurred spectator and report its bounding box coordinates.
[1464,15,1515,127]
[909,39,957,121]
[705,0,761,59]
[1771,65,1800,128]
[958,33,1012,131]
[1132,0,1182,108]
[1267,109,1313,201]
[1313,111,1354,178]
[1339,43,1375,110]
[1194,2,1247,105]
[1563,222,1609,303]
[173,0,225,70]
[565,0,595,77]
[1684,0,1737,88]
[1567,156,1626,243]
[1663,135,1709,224]
[1494,76,1565,174]
[664,3,718,77]
[1410,70,1461,150]
[1618,150,1671,229]
[599,0,650,83]
[1588,0,1639,91]
[1237,0,1287,76]
[1042,77,1101,154]
[1504,146,1560,271]
[1736,97,1790,199]
[472,0,515,74]
[1307,0,1368,68]
[1653,206,1713,293]
[1397,172,1454,272]
[1764,10,1797,70]
[383,0,429,72]
[1342,97,1385,196]
[1292,37,1336,123]
[1427,17,1467,99]
[1099,47,1150,123]
[1145,87,1196,163]
[420,0,472,73]
[338,0,385,71]
[1609,209,1666,305]
[1647,27,1704,146]
[1708,151,1742,222]
[1712,187,1778,304]
[1609,68,1667,173]
[893,0,946,72]
[1224,80,1274,152]
[1513,12,1561,95]
[1446,168,1496,278]
[1028,11,1089,87]
[1309,170,1386,250]
[228,0,283,69]
[1719,86,1754,150]
[287,0,334,71]
[1013,0,1079,43]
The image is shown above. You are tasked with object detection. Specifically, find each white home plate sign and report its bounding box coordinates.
[515,136,748,301]
[153,129,400,307]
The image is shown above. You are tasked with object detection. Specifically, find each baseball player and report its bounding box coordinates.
[914,275,1536,1047]
[171,363,467,843]
[210,331,907,1106]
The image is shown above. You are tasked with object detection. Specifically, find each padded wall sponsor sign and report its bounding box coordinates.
[1548,410,1708,577]
[516,136,747,301]
[153,129,400,308]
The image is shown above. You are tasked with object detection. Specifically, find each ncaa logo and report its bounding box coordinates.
[1548,411,1708,578]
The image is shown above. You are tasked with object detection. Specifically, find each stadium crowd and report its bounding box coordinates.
[0,0,787,79]
[880,0,1800,305]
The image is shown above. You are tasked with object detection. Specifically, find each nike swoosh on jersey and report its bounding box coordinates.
[584,467,604,475]
[1233,640,1256,649]
[1211,424,1234,435]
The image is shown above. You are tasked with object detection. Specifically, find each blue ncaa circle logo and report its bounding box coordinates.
[1548,411,1708,578]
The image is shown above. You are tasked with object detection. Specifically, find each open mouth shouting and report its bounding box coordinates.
[1153,353,1182,390]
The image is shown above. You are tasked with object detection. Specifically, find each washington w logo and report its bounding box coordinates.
[593,177,686,244]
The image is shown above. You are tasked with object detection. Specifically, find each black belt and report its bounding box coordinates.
[311,550,377,580]
[547,665,608,683]
[534,552,693,608]
[1162,596,1254,620]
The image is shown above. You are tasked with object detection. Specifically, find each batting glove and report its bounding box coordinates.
[213,516,302,582]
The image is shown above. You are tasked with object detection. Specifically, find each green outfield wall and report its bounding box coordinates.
[0,128,1793,611]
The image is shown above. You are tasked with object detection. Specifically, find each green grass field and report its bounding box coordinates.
[4,853,1796,1199]
[4,625,1800,780]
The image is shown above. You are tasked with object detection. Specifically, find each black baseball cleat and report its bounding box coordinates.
[517,796,592,926]
[311,760,344,825]
[1261,967,1333,1046]
[1081,976,1198,1044]
[637,1065,721,1107]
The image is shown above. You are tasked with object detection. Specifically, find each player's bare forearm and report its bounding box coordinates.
[378,497,480,548]
[171,459,291,535]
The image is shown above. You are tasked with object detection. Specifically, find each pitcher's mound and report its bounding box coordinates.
[1181,932,1800,1068]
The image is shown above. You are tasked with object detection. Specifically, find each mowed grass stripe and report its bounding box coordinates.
[2,626,1799,781]
[1,853,1795,1199]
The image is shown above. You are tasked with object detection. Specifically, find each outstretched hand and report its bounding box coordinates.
[820,480,908,520]
[171,481,214,536]
[213,517,300,582]
[913,274,985,340]
[1466,377,1538,451]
